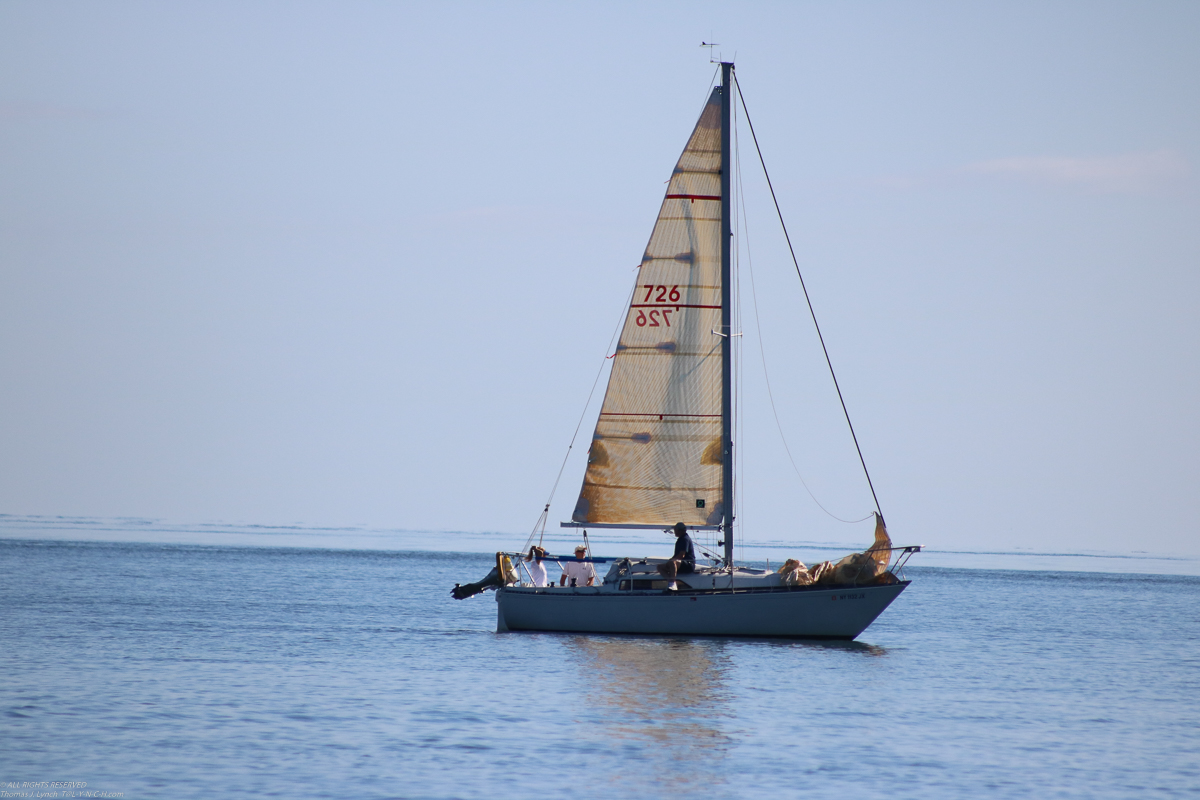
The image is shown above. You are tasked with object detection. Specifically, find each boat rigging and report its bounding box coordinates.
[451,62,920,639]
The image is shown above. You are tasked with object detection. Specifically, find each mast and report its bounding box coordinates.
[720,61,734,567]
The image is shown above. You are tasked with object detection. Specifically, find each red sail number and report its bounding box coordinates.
[641,285,681,303]
[635,309,672,328]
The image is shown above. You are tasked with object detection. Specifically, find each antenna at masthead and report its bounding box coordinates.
[700,41,721,63]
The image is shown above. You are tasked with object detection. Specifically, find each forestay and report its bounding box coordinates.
[571,88,725,529]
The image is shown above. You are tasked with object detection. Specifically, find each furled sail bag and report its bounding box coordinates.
[831,514,895,584]
[779,514,894,587]
[777,559,813,586]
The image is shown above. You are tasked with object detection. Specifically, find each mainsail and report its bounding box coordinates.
[571,88,725,528]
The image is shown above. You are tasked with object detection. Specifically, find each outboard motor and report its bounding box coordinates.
[451,566,503,600]
[451,553,517,600]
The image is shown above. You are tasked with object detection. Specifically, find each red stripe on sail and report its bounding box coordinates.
[600,413,721,418]
[630,304,721,309]
[665,194,721,201]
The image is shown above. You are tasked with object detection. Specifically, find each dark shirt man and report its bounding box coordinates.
[657,522,695,590]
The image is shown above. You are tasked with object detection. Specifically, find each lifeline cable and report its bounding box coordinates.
[733,72,883,519]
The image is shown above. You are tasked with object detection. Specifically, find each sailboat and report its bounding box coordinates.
[453,62,919,639]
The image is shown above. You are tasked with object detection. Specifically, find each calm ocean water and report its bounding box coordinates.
[2,536,1198,799]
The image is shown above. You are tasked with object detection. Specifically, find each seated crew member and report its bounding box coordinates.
[524,545,549,587]
[657,522,696,591]
[560,545,596,587]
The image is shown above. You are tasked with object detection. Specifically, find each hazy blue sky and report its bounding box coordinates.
[2,1,1197,557]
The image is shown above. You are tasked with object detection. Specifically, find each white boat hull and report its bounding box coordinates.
[495,582,909,640]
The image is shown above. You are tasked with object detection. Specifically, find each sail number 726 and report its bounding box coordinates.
[636,309,671,327]
[636,285,681,328]
[642,285,681,303]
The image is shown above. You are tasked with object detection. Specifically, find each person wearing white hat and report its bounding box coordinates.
[560,545,596,587]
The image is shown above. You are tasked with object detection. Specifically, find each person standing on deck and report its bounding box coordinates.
[524,546,549,587]
[657,522,696,591]
[560,545,596,587]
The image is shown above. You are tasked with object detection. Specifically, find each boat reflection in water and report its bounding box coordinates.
[563,636,733,792]
[758,637,889,658]
[562,635,890,789]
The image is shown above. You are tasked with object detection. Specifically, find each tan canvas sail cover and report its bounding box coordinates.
[867,512,892,571]
[572,88,725,528]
